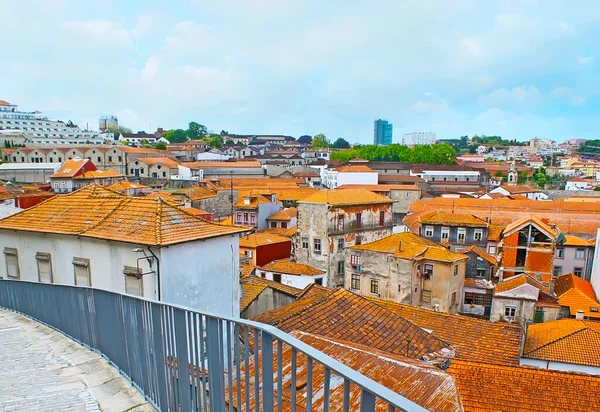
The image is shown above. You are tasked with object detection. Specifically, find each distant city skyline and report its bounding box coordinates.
[1,1,599,144]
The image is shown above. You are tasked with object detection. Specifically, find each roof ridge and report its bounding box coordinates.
[264,288,337,327]
[155,198,163,246]
[525,325,589,355]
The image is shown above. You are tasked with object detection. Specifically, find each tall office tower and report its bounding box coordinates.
[374,119,393,145]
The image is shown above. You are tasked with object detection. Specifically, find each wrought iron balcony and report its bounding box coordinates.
[328,219,393,235]
[0,280,425,412]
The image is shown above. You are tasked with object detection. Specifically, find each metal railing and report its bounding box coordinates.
[328,219,393,235]
[0,280,426,412]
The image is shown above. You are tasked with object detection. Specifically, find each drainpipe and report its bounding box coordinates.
[148,247,161,301]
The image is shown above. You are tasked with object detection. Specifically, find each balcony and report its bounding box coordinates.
[328,219,393,235]
[0,280,423,412]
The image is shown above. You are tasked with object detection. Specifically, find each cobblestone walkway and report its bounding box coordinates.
[0,309,156,412]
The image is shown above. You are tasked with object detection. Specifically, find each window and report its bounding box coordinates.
[281,222,288,229]
[250,213,256,225]
[314,238,321,254]
[555,248,564,259]
[273,273,282,283]
[123,266,142,296]
[355,235,362,245]
[457,228,466,244]
[553,266,562,277]
[576,248,585,260]
[351,274,360,290]
[488,245,496,254]
[162,171,166,178]
[441,227,449,241]
[356,212,362,228]
[4,248,19,279]
[236,212,242,222]
[453,265,459,276]
[243,212,249,223]
[270,222,277,228]
[338,214,345,230]
[36,252,53,283]
[379,211,385,226]
[314,278,323,286]
[424,264,434,278]
[474,229,483,241]
[421,289,432,303]
[370,279,379,295]
[338,261,344,275]
[73,258,91,286]
[97,156,101,162]
[451,291,457,306]
[574,267,583,277]
[504,306,516,318]
[351,255,360,267]
[338,238,344,251]
[302,237,309,249]
[424,226,434,237]
[476,268,487,278]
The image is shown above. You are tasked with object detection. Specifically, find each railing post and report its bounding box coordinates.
[206,316,226,411]
[261,332,274,412]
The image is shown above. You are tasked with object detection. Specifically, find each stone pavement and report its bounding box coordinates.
[0,309,156,412]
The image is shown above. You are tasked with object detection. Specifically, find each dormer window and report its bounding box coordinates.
[244,198,251,205]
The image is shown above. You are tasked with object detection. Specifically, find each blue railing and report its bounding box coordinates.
[0,280,427,412]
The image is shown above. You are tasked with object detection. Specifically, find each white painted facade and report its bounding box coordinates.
[489,186,548,200]
[0,231,241,317]
[171,165,203,181]
[591,229,600,302]
[322,169,378,189]
[257,270,325,289]
[410,169,480,183]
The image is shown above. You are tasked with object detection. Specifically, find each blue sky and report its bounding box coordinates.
[1,0,599,143]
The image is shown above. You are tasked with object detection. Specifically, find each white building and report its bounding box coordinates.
[256,259,326,289]
[565,177,599,191]
[322,165,379,189]
[402,132,437,146]
[0,99,102,141]
[0,185,248,318]
[489,184,548,200]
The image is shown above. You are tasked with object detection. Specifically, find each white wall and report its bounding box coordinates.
[0,231,157,299]
[591,228,600,302]
[261,270,325,289]
[160,234,240,317]
[336,172,379,187]
[520,358,600,375]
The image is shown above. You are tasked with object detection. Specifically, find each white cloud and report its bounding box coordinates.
[550,87,572,98]
[62,20,130,46]
[131,15,154,38]
[141,56,160,80]
[570,95,587,106]
[479,86,542,107]
[578,55,593,65]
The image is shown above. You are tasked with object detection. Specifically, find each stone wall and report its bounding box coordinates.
[192,189,238,220]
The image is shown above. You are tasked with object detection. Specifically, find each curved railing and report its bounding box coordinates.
[0,280,426,412]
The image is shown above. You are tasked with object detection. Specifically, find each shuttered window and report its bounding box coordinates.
[73,258,91,286]
[4,248,19,279]
[123,266,142,296]
[36,252,53,283]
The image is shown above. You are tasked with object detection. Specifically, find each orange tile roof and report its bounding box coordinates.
[240,263,255,278]
[253,288,454,361]
[106,181,148,191]
[240,276,303,312]
[239,232,292,248]
[408,197,600,235]
[0,99,11,106]
[460,245,497,265]
[181,207,211,217]
[419,211,488,227]
[337,184,421,191]
[75,169,124,179]
[0,184,248,246]
[447,359,600,412]
[259,259,324,276]
[185,186,217,200]
[234,194,271,208]
[523,319,600,367]
[119,146,168,155]
[349,232,468,263]
[226,331,463,412]
[503,215,560,239]
[487,224,504,241]
[495,274,548,294]
[51,159,88,178]
[369,298,522,365]
[497,184,540,194]
[336,165,375,172]
[563,234,594,247]
[275,188,320,202]
[298,189,393,206]
[137,157,181,168]
[266,207,296,221]
[554,274,600,318]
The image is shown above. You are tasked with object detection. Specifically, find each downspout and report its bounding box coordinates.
[147,247,161,301]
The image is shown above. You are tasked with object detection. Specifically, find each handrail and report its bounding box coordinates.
[0,280,426,412]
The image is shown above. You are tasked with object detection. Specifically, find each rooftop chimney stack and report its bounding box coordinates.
[576,310,585,320]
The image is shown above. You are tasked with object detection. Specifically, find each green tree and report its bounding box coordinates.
[220,130,229,136]
[333,137,350,148]
[494,170,504,177]
[154,142,167,150]
[205,134,224,148]
[141,139,149,145]
[225,139,234,145]
[66,120,78,128]
[164,129,188,143]
[312,133,330,149]
[298,135,313,145]
[187,122,207,139]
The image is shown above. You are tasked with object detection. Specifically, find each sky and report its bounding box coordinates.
[1,0,599,144]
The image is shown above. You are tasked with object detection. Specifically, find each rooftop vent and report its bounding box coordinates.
[576,310,585,320]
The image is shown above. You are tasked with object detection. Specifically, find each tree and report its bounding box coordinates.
[312,133,330,149]
[298,135,313,145]
[66,120,78,128]
[225,139,234,145]
[164,129,188,143]
[333,138,350,149]
[220,130,230,136]
[187,122,207,139]
[205,134,224,148]
[494,170,503,177]
[141,139,149,145]
[108,125,132,136]
[154,142,167,150]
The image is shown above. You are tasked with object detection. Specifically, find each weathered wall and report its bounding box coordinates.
[193,190,238,220]
[465,252,494,280]
[490,297,535,323]
[414,259,466,314]
[241,288,296,319]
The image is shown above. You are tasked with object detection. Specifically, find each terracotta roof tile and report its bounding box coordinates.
[252,288,454,361]
[447,359,600,412]
[419,211,488,227]
[234,194,271,208]
[0,184,248,246]
[460,245,497,265]
[240,276,303,312]
[336,165,375,172]
[523,319,600,366]
[106,181,148,191]
[51,159,89,178]
[368,298,522,365]
[137,157,181,168]
[298,189,393,206]
[563,234,594,247]
[554,274,600,318]
[495,274,548,294]
[226,331,463,412]
[503,215,560,238]
[239,233,292,248]
[74,170,124,179]
[337,184,421,191]
[259,259,324,276]
[266,207,297,221]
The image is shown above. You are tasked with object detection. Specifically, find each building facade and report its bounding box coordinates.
[373,119,393,146]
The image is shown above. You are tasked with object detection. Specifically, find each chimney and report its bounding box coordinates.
[576,310,585,320]
[541,218,550,224]
[398,241,402,252]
